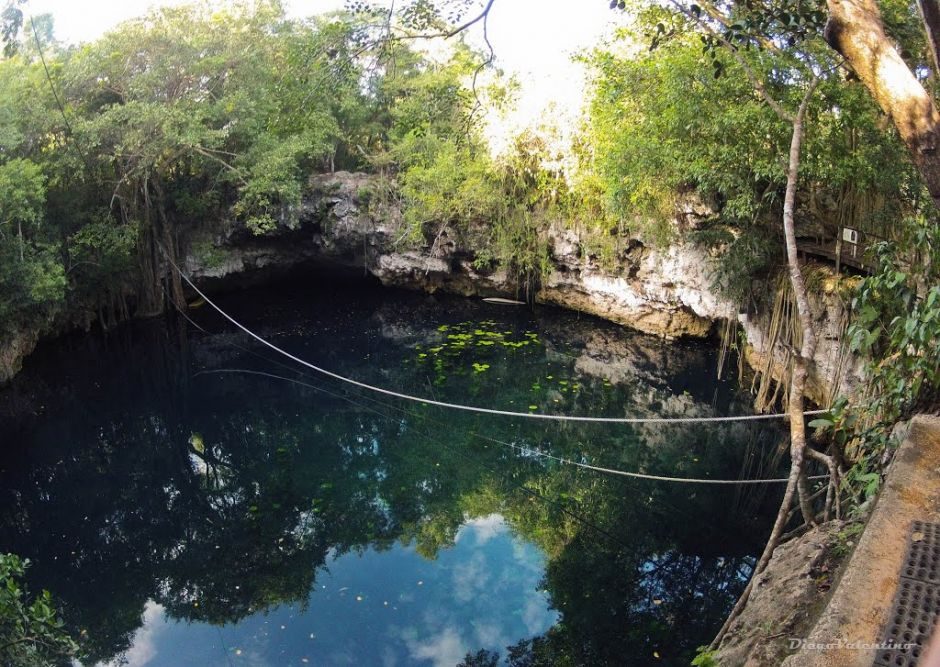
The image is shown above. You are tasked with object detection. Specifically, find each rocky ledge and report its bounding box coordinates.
[185,171,859,404]
[2,171,864,402]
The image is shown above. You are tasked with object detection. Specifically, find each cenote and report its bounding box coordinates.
[0,277,791,666]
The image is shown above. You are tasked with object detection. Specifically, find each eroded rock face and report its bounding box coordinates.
[713,521,846,667]
[1,171,864,402]
[740,287,863,406]
[159,171,869,403]
[539,268,719,339]
[540,230,732,340]
[0,327,42,385]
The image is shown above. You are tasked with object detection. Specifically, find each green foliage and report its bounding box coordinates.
[67,216,137,289]
[0,553,77,667]
[486,132,565,288]
[0,2,378,325]
[0,0,25,57]
[373,44,501,245]
[691,646,719,667]
[583,31,786,241]
[0,244,65,332]
[189,238,227,271]
[815,224,940,503]
[0,157,65,330]
[581,7,914,301]
[849,239,940,418]
[830,520,865,558]
[65,2,352,239]
[396,138,502,238]
[370,47,559,291]
[0,158,45,232]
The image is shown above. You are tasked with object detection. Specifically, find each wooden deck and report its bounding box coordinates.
[796,227,885,274]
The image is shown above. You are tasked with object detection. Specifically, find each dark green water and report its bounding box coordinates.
[0,277,789,666]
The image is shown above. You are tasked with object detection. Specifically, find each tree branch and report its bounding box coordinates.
[666,0,794,122]
[826,0,940,208]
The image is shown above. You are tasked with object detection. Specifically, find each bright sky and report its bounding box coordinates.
[25,0,624,153]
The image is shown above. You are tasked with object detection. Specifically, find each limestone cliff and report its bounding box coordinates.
[1,171,864,404]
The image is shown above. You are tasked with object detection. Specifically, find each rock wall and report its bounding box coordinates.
[266,171,860,404]
[712,520,847,666]
[0,327,43,386]
[538,227,726,338]
[1,171,864,402]
[741,284,863,407]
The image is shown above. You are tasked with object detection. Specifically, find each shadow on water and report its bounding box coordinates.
[0,277,791,666]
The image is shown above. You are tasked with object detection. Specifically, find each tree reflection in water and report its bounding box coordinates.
[0,283,788,666]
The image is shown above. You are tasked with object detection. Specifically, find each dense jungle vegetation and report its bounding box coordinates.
[3,0,940,664]
[0,0,926,332]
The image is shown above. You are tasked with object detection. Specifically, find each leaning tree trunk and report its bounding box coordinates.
[711,78,820,650]
[826,0,940,209]
[782,81,821,529]
[918,0,940,81]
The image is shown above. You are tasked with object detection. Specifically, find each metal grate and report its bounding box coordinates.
[904,522,940,585]
[874,521,940,666]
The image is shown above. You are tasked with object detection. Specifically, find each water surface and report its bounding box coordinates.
[0,278,789,666]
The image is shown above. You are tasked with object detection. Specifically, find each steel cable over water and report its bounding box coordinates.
[194,368,829,485]
[160,248,828,425]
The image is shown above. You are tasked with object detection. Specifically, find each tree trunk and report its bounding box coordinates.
[135,178,163,316]
[919,0,940,81]
[782,81,820,528]
[711,79,819,649]
[826,0,940,208]
[152,178,186,312]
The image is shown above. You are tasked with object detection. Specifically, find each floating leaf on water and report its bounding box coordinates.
[188,433,205,453]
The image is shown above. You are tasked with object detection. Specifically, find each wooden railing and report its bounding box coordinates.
[796,226,887,274]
